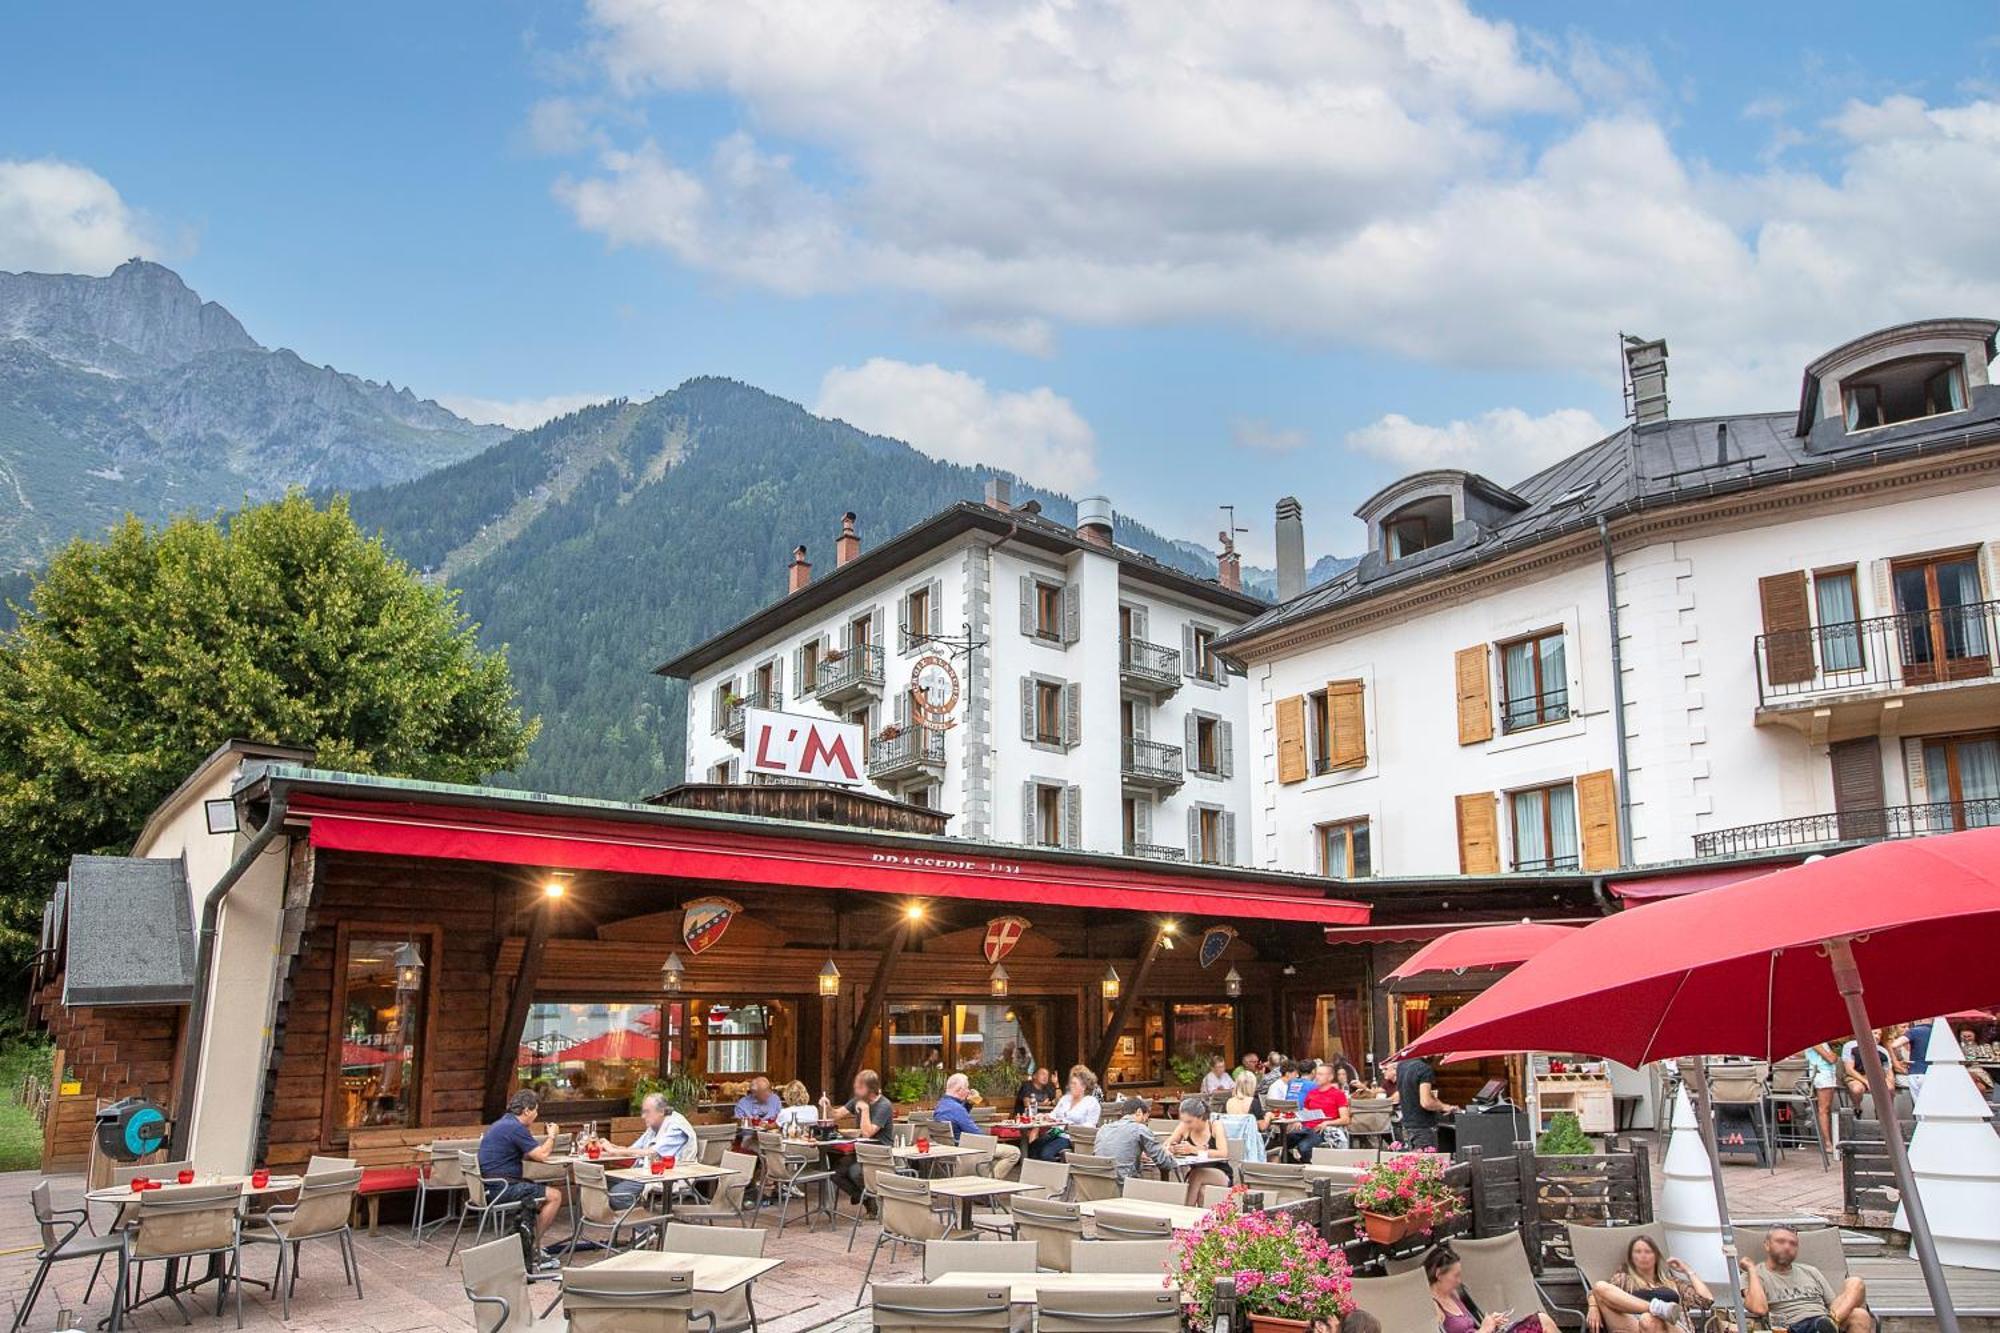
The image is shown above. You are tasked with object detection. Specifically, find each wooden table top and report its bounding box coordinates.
[579,1250,782,1295]
[926,1271,1174,1301]
[1075,1198,1208,1230]
[87,1174,302,1204]
[892,1142,985,1160]
[926,1176,1038,1200]
[606,1161,735,1184]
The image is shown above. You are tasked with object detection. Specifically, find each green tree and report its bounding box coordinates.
[0,491,537,963]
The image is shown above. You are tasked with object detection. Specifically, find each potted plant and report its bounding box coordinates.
[1348,1148,1464,1245]
[1170,1189,1353,1332]
[878,722,905,742]
[1536,1111,1595,1156]
[1167,1051,1212,1090]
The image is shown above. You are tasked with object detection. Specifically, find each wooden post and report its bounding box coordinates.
[483,894,555,1120]
[1308,1175,1333,1242]
[1088,928,1166,1076]
[1513,1137,1540,1273]
[1630,1136,1654,1223]
[1211,1276,1236,1333]
[1465,1144,1486,1237]
[834,919,910,1092]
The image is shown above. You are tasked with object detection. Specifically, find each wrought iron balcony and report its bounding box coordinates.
[1500,687,1571,734]
[1120,737,1185,791]
[1124,841,1186,862]
[867,727,946,781]
[1118,637,1182,697]
[1693,799,2000,859]
[720,689,775,744]
[813,643,884,706]
[1755,600,2000,707]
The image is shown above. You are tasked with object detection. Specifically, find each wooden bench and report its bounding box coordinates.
[347,1124,484,1234]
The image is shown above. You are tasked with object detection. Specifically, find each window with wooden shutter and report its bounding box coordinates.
[1061,583,1080,645]
[1063,785,1082,849]
[1220,811,1237,864]
[1187,806,1201,860]
[1757,570,1815,686]
[1455,792,1500,874]
[1019,677,1036,742]
[1275,696,1308,784]
[1455,646,1493,745]
[1218,720,1234,779]
[1019,575,1035,638]
[1182,624,1198,679]
[1575,769,1621,871]
[1062,682,1082,748]
[1327,679,1367,769]
[1830,737,1886,839]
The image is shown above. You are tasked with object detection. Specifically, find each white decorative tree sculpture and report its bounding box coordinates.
[1660,1085,1730,1284]
[1896,1021,2000,1270]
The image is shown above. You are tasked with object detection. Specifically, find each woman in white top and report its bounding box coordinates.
[1027,1065,1101,1162]
[1200,1057,1235,1095]
[775,1078,819,1132]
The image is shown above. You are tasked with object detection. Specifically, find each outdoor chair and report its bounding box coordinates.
[672,1150,759,1227]
[1346,1097,1395,1148]
[1119,1177,1184,1205]
[1266,1097,1299,1114]
[1707,1059,1777,1171]
[14,1179,125,1333]
[446,1149,527,1266]
[694,1123,736,1166]
[752,1136,837,1236]
[559,1264,694,1333]
[868,1282,1011,1330]
[1061,1154,1120,1203]
[1237,1160,1310,1205]
[460,1235,557,1333]
[1564,1219,1670,1295]
[1199,1185,1234,1207]
[1216,1112,1264,1163]
[662,1222,765,1333]
[959,1131,1001,1177]
[846,1140,915,1251]
[970,1105,1000,1124]
[921,1239,1036,1280]
[1088,1207,1172,1241]
[1206,1091,1231,1114]
[1767,1058,1830,1171]
[971,1157,1064,1238]
[1071,1239,1171,1273]
[1036,1286,1182,1332]
[1345,1267,1439,1331]
[306,1154,359,1174]
[563,1161,656,1258]
[415,1138,482,1241]
[857,1175,973,1299]
[241,1165,364,1320]
[1063,1124,1097,1155]
[1733,1225,1851,1282]
[1310,1146,1377,1168]
[1450,1231,1581,1327]
[112,1159,191,1185]
[126,1181,247,1329]
[1004,1195,1084,1272]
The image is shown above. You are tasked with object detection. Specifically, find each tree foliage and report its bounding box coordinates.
[0,491,537,962]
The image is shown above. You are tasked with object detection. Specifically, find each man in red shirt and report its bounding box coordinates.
[1284,1061,1352,1161]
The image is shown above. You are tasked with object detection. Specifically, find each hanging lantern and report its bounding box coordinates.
[989,962,1010,998]
[659,952,686,994]
[1100,965,1121,1002]
[818,958,842,998]
[392,941,424,994]
[1224,965,1243,998]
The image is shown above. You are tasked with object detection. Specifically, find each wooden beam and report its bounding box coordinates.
[1088,928,1166,1075]
[483,895,555,1119]
[833,919,910,1094]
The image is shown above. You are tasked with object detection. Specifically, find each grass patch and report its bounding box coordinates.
[0,1037,52,1172]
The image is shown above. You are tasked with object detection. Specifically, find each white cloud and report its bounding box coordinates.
[814,358,1097,491]
[0,159,155,275]
[437,392,611,430]
[1231,418,1310,453]
[1347,406,1610,479]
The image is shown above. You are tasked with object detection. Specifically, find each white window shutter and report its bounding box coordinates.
[1132,606,1149,642]
[1133,701,1149,740]
[898,591,910,647]
[1187,806,1201,859]
[1061,582,1081,645]
[1183,623,1198,678]
[771,657,783,700]
[1221,811,1237,864]
[1022,782,1039,843]
[1020,575,1035,637]
[893,688,906,725]
[870,607,885,656]
[1219,721,1234,779]
[1184,711,1199,761]
[1871,557,1895,619]
[1903,737,1929,804]
[1020,677,1036,741]
[928,578,944,639]
[1134,799,1151,845]
[1063,785,1082,849]
[1063,681,1082,748]
[791,644,803,695]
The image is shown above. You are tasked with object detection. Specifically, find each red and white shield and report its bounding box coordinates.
[682,896,743,954]
[983,915,1031,964]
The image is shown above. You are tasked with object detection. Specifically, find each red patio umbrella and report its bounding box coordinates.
[1385,920,1580,981]
[341,1040,395,1067]
[559,1028,662,1064]
[1406,828,2000,1333]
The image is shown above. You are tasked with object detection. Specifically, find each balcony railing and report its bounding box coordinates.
[1124,841,1186,862]
[867,727,946,779]
[1755,599,2000,706]
[720,689,775,742]
[1693,798,2000,859]
[1511,853,1581,873]
[1500,688,1571,734]
[813,643,884,704]
[1118,637,1182,693]
[1120,737,1185,788]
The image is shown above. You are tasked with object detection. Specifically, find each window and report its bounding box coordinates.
[1194,806,1225,864]
[1034,680,1063,744]
[708,759,737,784]
[518,1002,660,1106]
[751,660,775,705]
[702,1002,772,1075]
[953,1002,1043,1071]
[1509,782,1579,871]
[1035,783,1065,847]
[1842,357,1967,432]
[886,1003,946,1071]
[656,998,794,1083]
[902,783,934,809]
[800,639,821,692]
[1170,1002,1236,1066]
[1318,818,1372,879]
[1122,796,1137,846]
[1893,552,1990,683]
[1190,627,1217,681]
[337,935,426,1130]
[1030,582,1062,640]
[1308,689,1332,774]
[1921,732,2000,830]
[850,613,873,648]
[1195,717,1219,773]
[1813,568,1863,672]
[902,584,933,650]
[1500,630,1569,732]
[1381,495,1453,559]
[1021,575,1075,645]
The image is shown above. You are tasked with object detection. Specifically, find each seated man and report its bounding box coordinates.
[597,1091,697,1208]
[732,1076,783,1147]
[1092,1096,1178,1180]
[931,1072,1021,1178]
[477,1090,566,1267]
[1283,1062,1351,1161]
[823,1069,895,1203]
[1742,1225,1873,1333]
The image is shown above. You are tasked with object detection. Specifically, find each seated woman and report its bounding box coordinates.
[774,1079,819,1133]
[1428,1246,1558,1333]
[1587,1234,1711,1332]
[1216,1069,1271,1162]
[1161,1096,1232,1205]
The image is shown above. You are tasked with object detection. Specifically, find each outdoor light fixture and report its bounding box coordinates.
[818,958,841,998]
[1159,920,1177,948]
[1100,965,1121,1002]
[989,962,1010,997]
[544,875,569,899]
[392,941,424,993]
[1224,965,1243,998]
[659,952,686,994]
[904,902,925,922]
[203,798,239,836]
[1282,964,1297,977]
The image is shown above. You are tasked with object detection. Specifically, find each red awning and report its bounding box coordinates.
[1608,865,1781,902]
[296,796,1369,927]
[1324,918,1597,946]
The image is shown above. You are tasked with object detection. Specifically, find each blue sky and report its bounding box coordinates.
[5,2,1998,560]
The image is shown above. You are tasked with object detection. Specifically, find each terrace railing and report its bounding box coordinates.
[1118,637,1181,693]
[1756,599,2000,706]
[1120,737,1185,788]
[1692,798,2000,858]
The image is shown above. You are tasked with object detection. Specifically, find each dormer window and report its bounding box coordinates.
[1841,356,1967,433]
[1381,495,1453,560]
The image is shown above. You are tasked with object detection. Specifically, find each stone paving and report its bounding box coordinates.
[0,1140,1843,1333]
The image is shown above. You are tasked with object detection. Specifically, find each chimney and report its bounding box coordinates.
[1216,529,1242,592]
[1274,496,1305,601]
[835,512,860,566]
[1076,496,1114,547]
[983,477,1012,511]
[1622,335,1670,428]
[787,545,811,594]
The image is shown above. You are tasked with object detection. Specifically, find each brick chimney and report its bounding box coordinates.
[1216,529,1242,592]
[983,477,1012,511]
[835,512,861,566]
[787,545,811,594]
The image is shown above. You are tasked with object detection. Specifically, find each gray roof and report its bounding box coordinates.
[1221,386,2000,650]
[62,855,196,1007]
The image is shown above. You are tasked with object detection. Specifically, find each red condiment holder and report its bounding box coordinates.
[585,1142,602,1160]
[128,1177,148,1192]
[177,1169,196,1185]
[250,1169,270,1189]
[649,1156,667,1175]
[915,1137,931,1153]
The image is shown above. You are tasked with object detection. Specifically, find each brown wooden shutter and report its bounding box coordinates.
[1455,646,1493,745]
[1758,570,1815,685]
[1275,696,1308,785]
[1831,737,1886,840]
[1455,792,1499,874]
[1328,679,1367,769]
[1576,769,1621,871]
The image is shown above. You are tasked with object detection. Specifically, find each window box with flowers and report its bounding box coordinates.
[1169,1189,1353,1333]
[1348,1148,1465,1245]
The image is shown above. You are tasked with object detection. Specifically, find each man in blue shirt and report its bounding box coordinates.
[599,1092,698,1207]
[934,1072,1020,1178]
[732,1075,783,1147]
[477,1090,565,1264]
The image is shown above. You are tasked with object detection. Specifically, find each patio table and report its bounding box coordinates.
[927,1271,1172,1301]
[925,1175,1037,1229]
[580,1247,782,1294]
[1075,1197,1208,1233]
[85,1173,304,1206]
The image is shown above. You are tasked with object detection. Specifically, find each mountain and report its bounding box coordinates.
[343,376,1273,798]
[1242,553,1359,600]
[0,260,505,568]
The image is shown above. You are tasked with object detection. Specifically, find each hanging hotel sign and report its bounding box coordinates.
[682,896,742,954]
[1199,925,1238,969]
[983,915,1032,963]
[908,655,961,729]
[743,706,865,786]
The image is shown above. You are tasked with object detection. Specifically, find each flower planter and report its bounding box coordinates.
[1246,1317,1336,1333]
[1359,1209,1419,1244]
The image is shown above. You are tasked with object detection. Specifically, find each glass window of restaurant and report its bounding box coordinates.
[519,1001,661,1107]
[337,936,427,1130]
[660,998,797,1086]
[884,1002,1048,1078]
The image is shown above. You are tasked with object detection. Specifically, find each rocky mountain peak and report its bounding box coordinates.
[0,258,259,378]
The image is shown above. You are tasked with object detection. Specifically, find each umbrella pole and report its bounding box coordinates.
[1685,1063,1752,1333]
[1827,937,1960,1333]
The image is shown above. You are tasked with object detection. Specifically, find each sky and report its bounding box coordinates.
[4,1,2000,560]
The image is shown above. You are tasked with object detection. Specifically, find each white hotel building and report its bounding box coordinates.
[659,486,1265,863]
